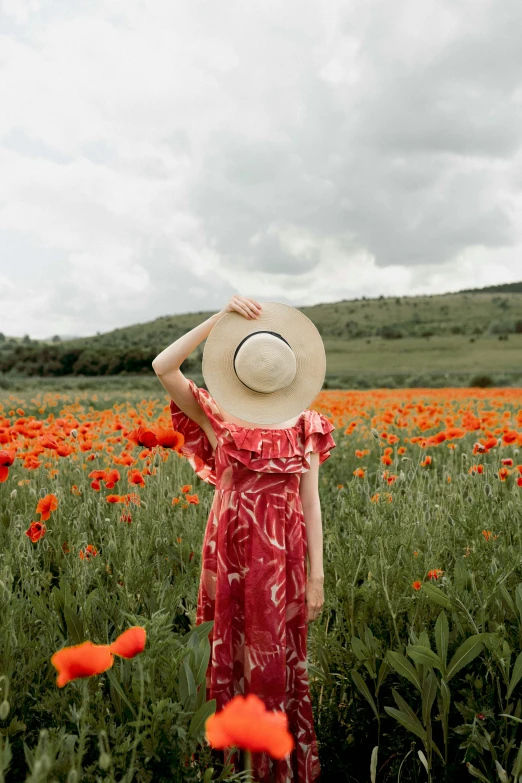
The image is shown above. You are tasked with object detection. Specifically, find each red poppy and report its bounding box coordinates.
[39,434,60,450]
[79,544,98,560]
[25,521,46,542]
[51,641,114,687]
[205,693,294,759]
[36,493,58,521]
[155,428,184,451]
[444,428,466,440]
[126,426,158,448]
[128,469,145,487]
[0,449,17,482]
[412,581,422,591]
[109,627,146,658]
[104,468,120,488]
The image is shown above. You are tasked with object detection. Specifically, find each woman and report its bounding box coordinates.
[152,295,336,782]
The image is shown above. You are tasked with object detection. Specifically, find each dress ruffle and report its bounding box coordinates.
[169,379,336,483]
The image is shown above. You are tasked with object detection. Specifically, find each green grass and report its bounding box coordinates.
[324,334,522,375]
[1,386,522,781]
[1,282,522,385]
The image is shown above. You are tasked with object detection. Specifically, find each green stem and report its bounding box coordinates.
[75,680,89,778]
[124,658,145,783]
[244,749,253,781]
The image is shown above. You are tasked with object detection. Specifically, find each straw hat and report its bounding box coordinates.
[202,302,326,425]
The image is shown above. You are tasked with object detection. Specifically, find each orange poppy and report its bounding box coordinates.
[126,426,158,448]
[205,693,294,759]
[109,627,147,659]
[155,428,184,450]
[79,544,98,560]
[36,493,58,521]
[51,641,114,687]
[128,469,146,487]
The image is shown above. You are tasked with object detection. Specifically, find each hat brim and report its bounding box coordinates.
[202,302,326,424]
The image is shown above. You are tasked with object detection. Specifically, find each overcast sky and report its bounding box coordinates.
[1,0,521,339]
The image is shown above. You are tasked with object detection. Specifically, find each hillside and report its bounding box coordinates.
[1,283,521,388]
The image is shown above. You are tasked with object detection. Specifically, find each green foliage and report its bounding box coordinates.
[1,284,522,384]
[1,385,522,780]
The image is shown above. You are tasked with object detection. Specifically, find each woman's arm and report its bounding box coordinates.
[152,312,224,376]
[152,313,225,426]
[151,295,262,425]
[300,452,323,577]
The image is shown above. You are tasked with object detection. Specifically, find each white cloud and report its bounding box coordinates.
[0,0,521,339]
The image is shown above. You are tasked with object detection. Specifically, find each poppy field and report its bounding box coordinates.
[1,384,522,782]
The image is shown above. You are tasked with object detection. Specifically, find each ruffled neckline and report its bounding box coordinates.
[169,380,337,483]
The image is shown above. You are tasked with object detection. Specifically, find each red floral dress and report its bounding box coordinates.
[170,379,336,783]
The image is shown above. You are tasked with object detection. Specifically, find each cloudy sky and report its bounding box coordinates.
[1,0,521,339]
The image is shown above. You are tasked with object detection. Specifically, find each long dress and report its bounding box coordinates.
[169,379,336,783]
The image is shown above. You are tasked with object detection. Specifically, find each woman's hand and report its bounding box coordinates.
[219,295,262,320]
[305,577,324,623]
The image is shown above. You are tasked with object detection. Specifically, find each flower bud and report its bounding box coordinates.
[10,489,16,500]
[485,483,492,496]
[154,453,161,467]
[71,429,78,439]
[99,752,111,771]
[33,757,51,776]
[0,700,9,720]
[371,428,380,440]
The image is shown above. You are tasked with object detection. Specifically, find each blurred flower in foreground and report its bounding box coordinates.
[109,627,146,658]
[205,693,294,759]
[427,568,444,581]
[51,627,146,687]
[52,642,114,687]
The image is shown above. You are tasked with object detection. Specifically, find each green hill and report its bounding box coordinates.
[1,282,521,389]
